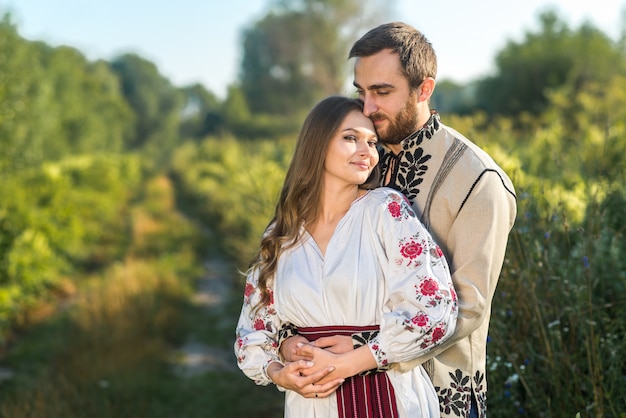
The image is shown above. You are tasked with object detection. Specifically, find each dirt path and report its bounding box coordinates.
[171,257,238,377]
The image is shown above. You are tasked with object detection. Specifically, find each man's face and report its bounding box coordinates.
[353,49,419,144]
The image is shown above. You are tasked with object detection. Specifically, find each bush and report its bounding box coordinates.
[0,154,143,342]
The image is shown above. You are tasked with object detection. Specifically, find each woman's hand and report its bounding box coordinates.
[266,360,344,399]
[294,343,377,386]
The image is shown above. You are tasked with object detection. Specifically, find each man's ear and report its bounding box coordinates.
[418,77,436,103]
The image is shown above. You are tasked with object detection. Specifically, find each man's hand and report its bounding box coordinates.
[293,343,377,386]
[280,335,311,363]
[281,334,355,379]
[266,360,344,399]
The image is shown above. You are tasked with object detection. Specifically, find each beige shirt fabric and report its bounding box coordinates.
[380,114,517,417]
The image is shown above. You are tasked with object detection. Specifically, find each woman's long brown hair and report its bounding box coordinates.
[250,96,380,310]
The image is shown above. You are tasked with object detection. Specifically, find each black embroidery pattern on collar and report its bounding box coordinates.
[379,111,441,205]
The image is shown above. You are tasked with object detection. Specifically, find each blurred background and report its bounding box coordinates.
[0,0,625,417]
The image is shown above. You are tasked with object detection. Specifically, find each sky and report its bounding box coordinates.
[2,0,624,99]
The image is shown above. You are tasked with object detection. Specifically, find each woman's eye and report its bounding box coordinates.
[368,141,378,147]
[344,135,357,141]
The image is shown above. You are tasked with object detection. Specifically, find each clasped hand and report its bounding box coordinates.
[268,334,361,398]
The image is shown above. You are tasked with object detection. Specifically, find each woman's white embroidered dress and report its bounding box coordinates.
[235,188,458,418]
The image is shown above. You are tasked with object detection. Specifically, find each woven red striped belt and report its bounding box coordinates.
[298,325,399,418]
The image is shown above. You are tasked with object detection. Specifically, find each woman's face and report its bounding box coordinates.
[324,110,379,187]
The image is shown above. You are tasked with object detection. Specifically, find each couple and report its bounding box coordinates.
[235,22,517,418]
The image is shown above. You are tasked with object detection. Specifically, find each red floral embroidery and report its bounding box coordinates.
[435,246,443,257]
[431,325,446,343]
[411,312,429,327]
[387,201,402,218]
[254,318,266,330]
[400,241,423,259]
[419,278,439,296]
[244,283,255,297]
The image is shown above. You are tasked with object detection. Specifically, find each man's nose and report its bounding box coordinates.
[362,96,378,117]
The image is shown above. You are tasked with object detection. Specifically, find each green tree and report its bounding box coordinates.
[110,53,184,167]
[0,14,47,174]
[476,10,626,116]
[239,0,392,116]
[222,84,250,128]
[179,83,223,139]
[431,79,479,115]
[0,13,133,175]
[39,45,134,157]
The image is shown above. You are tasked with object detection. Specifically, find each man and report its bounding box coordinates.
[349,22,517,417]
[281,22,517,418]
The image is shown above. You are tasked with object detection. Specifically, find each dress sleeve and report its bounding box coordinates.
[402,170,517,366]
[367,191,458,367]
[234,269,283,386]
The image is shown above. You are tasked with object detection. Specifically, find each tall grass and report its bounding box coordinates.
[0,260,189,418]
[488,186,626,417]
[0,260,284,418]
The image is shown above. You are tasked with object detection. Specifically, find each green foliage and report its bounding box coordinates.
[0,16,49,173]
[37,46,135,157]
[0,259,196,418]
[476,10,626,117]
[488,185,626,417]
[0,171,266,418]
[170,136,293,267]
[431,79,479,115]
[0,16,134,174]
[0,154,142,342]
[109,53,185,167]
[230,112,303,140]
[221,84,304,140]
[239,0,392,116]
[179,83,223,139]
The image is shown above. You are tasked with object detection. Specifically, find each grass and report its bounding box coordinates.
[0,261,284,418]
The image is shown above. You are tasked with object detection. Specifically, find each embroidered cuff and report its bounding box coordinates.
[278,323,299,346]
[352,330,390,375]
[262,358,284,384]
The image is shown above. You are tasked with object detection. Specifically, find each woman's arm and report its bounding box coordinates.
[367,191,458,365]
[235,270,342,394]
[234,272,284,385]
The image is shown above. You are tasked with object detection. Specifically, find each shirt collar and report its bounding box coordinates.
[400,110,441,151]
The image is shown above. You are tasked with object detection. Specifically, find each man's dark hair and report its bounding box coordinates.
[349,22,437,89]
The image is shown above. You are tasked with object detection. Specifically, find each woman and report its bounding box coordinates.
[234,96,457,417]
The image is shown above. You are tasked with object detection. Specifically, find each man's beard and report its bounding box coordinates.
[371,97,419,145]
